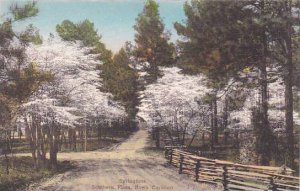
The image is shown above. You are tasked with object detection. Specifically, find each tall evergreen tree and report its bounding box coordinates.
[134,0,174,82]
[263,0,300,167]
[175,0,246,150]
[174,0,278,164]
[99,48,139,129]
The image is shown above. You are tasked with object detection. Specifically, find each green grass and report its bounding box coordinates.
[0,156,74,191]
[140,135,165,157]
[142,146,165,156]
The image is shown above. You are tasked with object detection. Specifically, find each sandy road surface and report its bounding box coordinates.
[26,129,219,191]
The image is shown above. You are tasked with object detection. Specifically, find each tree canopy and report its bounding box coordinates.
[56,19,112,64]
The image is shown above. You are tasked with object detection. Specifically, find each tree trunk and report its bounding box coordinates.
[8,130,14,169]
[224,131,229,145]
[210,102,214,150]
[73,129,77,151]
[79,129,84,150]
[284,3,294,167]
[182,128,187,145]
[24,117,37,166]
[84,126,87,152]
[49,122,58,170]
[256,2,273,165]
[36,123,42,168]
[187,130,198,148]
[4,132,10,174]
[155,127,160,148]
[97,125,101,144]
[258,60,272,165]
[18,128,22,141]
[213,98,218,144]
[234,132,239,149]
[223,98,228,131]
[41,129,46,162]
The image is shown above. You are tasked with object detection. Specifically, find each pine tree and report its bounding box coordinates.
[134,0,174,82]
[174,0,246,150]
[264,0,300,168]
[100,48,139,129]
[174,0,277,164]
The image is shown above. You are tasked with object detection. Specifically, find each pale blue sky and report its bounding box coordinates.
[0,0,186,52]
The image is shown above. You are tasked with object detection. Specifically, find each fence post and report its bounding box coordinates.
[169,149,173,165]
[269,177,277,191]
[195,160,200,182]
[179,154,184,174]
[282,165,286,175]
[223,165,228,191]
[164,148,168,158]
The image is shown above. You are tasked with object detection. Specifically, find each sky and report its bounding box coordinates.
[0,0,186,52]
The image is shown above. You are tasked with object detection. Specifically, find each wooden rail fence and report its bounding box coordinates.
[165,147,300,191]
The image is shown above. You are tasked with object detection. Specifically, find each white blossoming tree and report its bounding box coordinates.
[22,39,126,168]
[138,67,212,147]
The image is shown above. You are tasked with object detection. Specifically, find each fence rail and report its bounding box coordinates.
[164,147,299,191]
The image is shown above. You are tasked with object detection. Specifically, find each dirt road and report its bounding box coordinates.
[27,129,218,191]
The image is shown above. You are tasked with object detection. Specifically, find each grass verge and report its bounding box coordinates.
[0,156,74,191]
